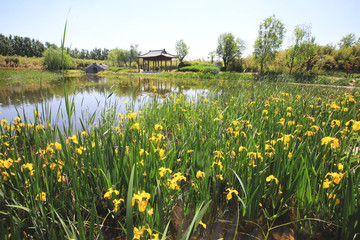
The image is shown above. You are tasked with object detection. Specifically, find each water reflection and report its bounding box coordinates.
[0,75,209,131]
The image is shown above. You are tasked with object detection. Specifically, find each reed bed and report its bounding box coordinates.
[0,80,359,239]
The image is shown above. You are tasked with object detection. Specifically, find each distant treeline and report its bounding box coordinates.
[0,34,109,60]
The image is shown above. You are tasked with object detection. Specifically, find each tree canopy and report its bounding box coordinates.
[338,33,356,49]
[286,24,317,74]
[175,39,189,64]
[253,15,286,74]
[216,33,245,71]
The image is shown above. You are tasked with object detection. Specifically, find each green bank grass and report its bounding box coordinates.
[0,80,359,239]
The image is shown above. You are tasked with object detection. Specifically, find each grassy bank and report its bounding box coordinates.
[0,69,85,84]
[101,70,360,87]
[0,80,359,239]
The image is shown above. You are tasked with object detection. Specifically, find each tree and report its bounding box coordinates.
[108,48,130,67]
[216,33,245,71]
[90,48,102,60]
[101,48,109,60]
[338,33,356,49]
[43,48,72,70]
[208,51,216,63]
[130,44,140,67]
[253,15,285,74]
[0,34,13,56]
[175,39,189,64]
[286,24,316,74]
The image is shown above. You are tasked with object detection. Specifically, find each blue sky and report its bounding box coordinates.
[1,0,359,60]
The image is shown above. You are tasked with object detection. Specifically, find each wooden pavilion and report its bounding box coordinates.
[137,49,177,72]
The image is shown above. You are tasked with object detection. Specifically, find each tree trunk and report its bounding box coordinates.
[289,57,294,75]
[260,60,264,75]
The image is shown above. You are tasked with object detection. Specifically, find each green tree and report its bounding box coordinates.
[0,34,13,56]
[175,39,189,64]
[43,48,72,70]
[286,24,316,74]
[130,44,140,67]
[108,48,130,67]
[253,15,285,74]
[208,51,216,63]
[216,32,245,71]
[338,33,356,49]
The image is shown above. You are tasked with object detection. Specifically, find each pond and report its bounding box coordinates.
[0,74,210,131]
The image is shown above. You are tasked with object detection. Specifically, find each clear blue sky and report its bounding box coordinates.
[1,0,359,60]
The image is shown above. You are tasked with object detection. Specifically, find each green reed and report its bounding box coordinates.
[0,80,359,239]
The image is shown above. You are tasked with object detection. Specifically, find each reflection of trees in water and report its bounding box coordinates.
[0,81,60,107]
[0,76,208,108]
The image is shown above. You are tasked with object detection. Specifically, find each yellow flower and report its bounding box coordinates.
[266,175,279,184]
[113,198,124,212]
[1,158,13,169]
[159,167,172,177]
[35,124,44,131]
[147,208,154,216]
[331,120,341,127]
[21,163,34,176]
[199,220,207,229]
[1,171,10,181]
[104,187,120,199]
[154,124,163,131]
[338,163,344,171]
[152,86,157,92]
[216,174,223,180]
[132,191,151,212]
[322,179,331,189]
[321,137,340,149]
[167,172,186,190]
[151,233,159,240]
[226,188,239,200]
[54,142,62,150]
[330,102,341,109]
[133,226,146,239]
[67,135,78,144]
[158,148,165,159]
[127,111,137,120]
[196,170,205,179]
[352,121,360,131]
[326,172,345,185]
[35,192,46,201]
[131,123,140,130]
[238,146,247,152]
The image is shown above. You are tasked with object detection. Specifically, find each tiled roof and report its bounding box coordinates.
[137,49,176,58]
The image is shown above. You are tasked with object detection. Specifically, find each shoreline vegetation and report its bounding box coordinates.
[0,78,359,239]
[0,67,359,89]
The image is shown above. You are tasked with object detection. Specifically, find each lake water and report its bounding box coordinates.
[0,74,210,131]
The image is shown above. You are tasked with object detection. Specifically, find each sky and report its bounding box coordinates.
[1,0,360,60]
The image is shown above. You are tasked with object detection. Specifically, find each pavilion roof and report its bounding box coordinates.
[137,49,177,59]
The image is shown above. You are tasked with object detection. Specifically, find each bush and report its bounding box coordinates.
[107,67,132,72]
[4,57,19,67]
[292,73,317,83]
[178,64,220,75]
[43,48,72,70]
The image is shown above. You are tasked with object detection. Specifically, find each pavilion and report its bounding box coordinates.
[137,49,177,72]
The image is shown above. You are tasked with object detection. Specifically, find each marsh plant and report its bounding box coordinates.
[0,79,360,239]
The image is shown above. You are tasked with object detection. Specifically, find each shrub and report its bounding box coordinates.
[178,64,220,75]
[4,56,19,66]
[43,48,72,70]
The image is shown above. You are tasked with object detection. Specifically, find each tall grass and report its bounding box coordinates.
[0,79,359,239]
